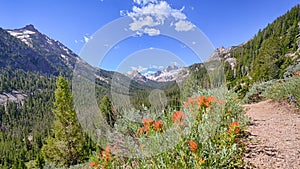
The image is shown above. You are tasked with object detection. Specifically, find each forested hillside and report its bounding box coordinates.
[0,69,56,168]
[225,5,300,96]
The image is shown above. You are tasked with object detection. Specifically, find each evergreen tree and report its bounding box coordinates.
[99,96,115,127]
[41,76,85,167]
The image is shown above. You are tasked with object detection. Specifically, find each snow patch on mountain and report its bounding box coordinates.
[125,70,148,82]
[7,29,36,47]
[125,65,189,82]
[146,66,189,82]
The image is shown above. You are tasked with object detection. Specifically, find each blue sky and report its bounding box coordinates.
[0,0,299,72]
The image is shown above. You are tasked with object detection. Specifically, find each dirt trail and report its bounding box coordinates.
[243,100,300,169]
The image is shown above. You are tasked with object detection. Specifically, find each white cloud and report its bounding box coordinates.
[84,36,90,43]
[134,0,158,5]
[175,20,195,32]
[127,0,193,35]
[129,15,159,31]
[171,6,186,20]
[143,27,160,36]
[128,1,183,23]
[74,40,78,43]
[120,10,127,16]
[131,65,148,72]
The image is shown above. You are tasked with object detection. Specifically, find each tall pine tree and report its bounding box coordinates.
[41,76,85,167]
[99,95,115,127]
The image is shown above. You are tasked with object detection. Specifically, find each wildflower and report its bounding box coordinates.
[198,96,207,107]
[228,121,240,134]
[172,111,185,123]
[189,140,197,152]
[90,161,97,167]
[207,95,216,103]
[198,157,205,166]
[142,117,154,126]
[141,117,154,134]
[135,127,144,137]
[144,124,150,134]
[153,120,163,131]
[101,146,111,162]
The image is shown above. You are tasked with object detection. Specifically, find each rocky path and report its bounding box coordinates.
[243,100,300,169]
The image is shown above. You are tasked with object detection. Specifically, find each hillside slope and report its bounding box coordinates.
[209,5,300,97]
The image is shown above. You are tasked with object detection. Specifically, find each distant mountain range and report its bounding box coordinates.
[0,24,183,107]
[1,5,300,97]
[125,65,189,82]
[1,24,187,84]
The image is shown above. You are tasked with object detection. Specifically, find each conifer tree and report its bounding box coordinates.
[99,95,115,127]
[41,76,85,167]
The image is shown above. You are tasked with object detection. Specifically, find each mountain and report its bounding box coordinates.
[0,24,81,75]
[145,65,189,82]
[125,65,189,83]
[7,25,80,70]
[125,70,148,82]
[0,24,176,98]
[209,5,300,97]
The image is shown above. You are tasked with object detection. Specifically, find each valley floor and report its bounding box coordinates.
[243,100,300,169]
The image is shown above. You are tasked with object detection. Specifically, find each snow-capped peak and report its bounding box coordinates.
[125,65,189,83]
[145,66,188,82]
[125,70,148,82]
[7,25,37,47]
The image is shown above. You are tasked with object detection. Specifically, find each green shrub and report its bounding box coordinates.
[243,80,279,104]
[87,89,247,168]
[263,76,300,108]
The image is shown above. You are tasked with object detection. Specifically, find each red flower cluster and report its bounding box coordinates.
[90,145,111,169]
[142,117,154,126]
[228,121,240,134]
[90,161,97,168]
[189,140,198,152]
[136,118,163,137]
[142,117,154,133]
[184,95,217,109]
[153,120,163,131]
[101,146,111,162]
[172,111,185,123]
